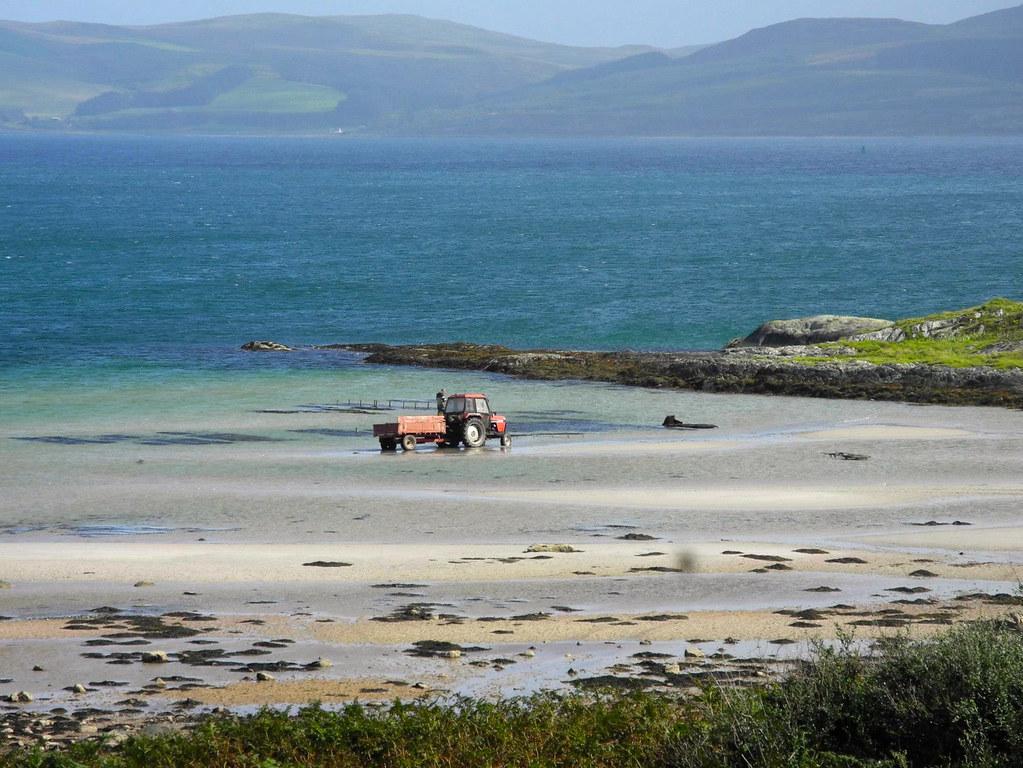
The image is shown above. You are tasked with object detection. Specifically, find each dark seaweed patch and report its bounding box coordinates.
[302,561,352,568]
[405,641,488,658]
[14,432,283,447]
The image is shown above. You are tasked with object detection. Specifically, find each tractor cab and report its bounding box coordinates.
[443,393,509,448]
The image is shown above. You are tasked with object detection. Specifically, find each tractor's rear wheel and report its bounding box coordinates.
[463,418,486,448]
[401,434,417,452]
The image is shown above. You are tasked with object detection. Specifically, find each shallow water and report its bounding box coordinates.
[3,362,1023,544]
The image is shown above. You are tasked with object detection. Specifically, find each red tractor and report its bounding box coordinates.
[373,393,511,451]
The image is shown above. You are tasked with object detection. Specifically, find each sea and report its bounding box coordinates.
[2,134,1022,427]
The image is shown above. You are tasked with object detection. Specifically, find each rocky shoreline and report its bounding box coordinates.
[325,342,1023,408]
[309,300,1023,408]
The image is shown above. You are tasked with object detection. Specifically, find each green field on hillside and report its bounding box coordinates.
[209,77,345,113]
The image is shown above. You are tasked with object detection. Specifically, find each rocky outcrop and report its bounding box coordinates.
[329,301,1023,408]
[852,304,1021,342]
[241,340,293,352]
[729,315,892,348]
[336,343,1023,408]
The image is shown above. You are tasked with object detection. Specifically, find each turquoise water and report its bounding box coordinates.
[2,134,1022,396]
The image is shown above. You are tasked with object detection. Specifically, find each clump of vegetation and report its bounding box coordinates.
[802,298,1023,369]
[681,621,1023,767]
[0,693,688,768]
[5,622,1023,767]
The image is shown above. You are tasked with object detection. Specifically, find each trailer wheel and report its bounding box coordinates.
[401,434,417,452]
[380,438,397,451]
[500,434,512,448]
[463,418,486,448]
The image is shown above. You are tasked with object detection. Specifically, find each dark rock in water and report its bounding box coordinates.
[618,533,658,541]
[241,340,293,352]
[826,452,870,461]
[826,557,868,565]
[742,554,793,563]
[909,569,940,578]
[794,548,830,555]
[662,416,717,429]
[730,316,892,348]
[886,586,931,594]
[805,586,841,593]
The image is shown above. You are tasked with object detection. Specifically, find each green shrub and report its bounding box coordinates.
[673,622,1023,767]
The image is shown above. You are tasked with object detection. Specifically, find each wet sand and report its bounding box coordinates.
[2,378,1023,743]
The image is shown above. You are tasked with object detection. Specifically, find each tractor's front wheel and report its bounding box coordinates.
[463,418,486,448]
[401,434,417,452]
[500,434,512,448]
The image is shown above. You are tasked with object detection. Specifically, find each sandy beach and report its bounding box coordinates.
[2,373,1023,742]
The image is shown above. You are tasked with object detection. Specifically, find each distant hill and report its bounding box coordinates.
[415,5,1023,136]
[2,6,1023,135]
[0,13,649,132]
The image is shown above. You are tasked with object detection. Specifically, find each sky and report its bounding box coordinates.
[0,1,1015,47]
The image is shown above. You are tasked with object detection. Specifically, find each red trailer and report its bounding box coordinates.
[373,414,447,452]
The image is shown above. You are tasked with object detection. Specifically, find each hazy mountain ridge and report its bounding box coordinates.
[1,6,1022,135]
[421,5,1023,136]
[0,13,650,131]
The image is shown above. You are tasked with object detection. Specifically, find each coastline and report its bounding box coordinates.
[313,298,1023,409]
[328,342,1023,408]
